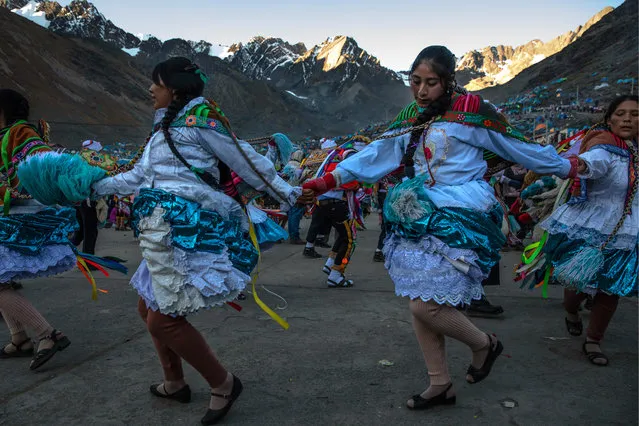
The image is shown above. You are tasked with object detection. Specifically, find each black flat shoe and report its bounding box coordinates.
[583,341,609,366]
[29,330,71,370]
[466,333,503,384]
[407,383,456,410]
[149,383,192,403]
[0,338,34,358]
[201,375,243,425]
[565,317,583,336]
[467,296,504,318]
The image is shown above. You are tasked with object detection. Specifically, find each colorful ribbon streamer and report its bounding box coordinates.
[76,256,98,300]
[248,217,290,330]
[521,231,548,265]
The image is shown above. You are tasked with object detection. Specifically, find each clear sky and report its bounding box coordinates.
[67,0,623,71]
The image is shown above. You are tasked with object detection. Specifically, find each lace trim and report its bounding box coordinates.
[134,208,251,316]
[542,218,636,250]
[0,245,76,282]
[382,234,486,306]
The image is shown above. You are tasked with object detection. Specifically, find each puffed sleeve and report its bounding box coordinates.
[579,148,615,180]
[453,124,573,178]
[92,148,147,197]
[334,132,407,185]
[196,127,300,205]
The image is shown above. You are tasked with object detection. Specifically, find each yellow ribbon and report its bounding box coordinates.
[247,216,290,330]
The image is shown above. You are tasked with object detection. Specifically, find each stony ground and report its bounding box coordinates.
[0,218,636,426]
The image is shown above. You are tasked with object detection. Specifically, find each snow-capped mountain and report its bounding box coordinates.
[1,0,411,141]
[229,35,403,91]
[5,0,228,57]
[6,1,402,93]
[228,36,308,81]
[455,6,614,91]
[9,0,140,49]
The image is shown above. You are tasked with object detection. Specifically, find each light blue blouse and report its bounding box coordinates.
[335,122,572,212]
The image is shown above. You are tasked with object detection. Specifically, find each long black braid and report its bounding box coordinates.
[160,97,222,188]
[401,46,459,179]
[154,57,221,188]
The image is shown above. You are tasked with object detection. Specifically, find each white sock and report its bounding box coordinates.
[328,269,343,282]
[325,257,335,268]
[305,242,314,249]
[375,248,382,253]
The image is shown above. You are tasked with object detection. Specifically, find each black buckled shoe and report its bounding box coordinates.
[149,383,192,403]
[29,329,71,370]
[407,383,456,410]
[201,375,243,425]
[466,334,503,384]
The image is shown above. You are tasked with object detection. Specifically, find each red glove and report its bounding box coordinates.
[517,213,533,225]
[567,156,579,179]
[302,173,337,194]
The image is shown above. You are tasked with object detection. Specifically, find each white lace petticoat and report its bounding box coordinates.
[382,233,487,306]
[131,208,251,316]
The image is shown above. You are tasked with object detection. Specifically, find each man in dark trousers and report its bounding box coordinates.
[71,199,99,256]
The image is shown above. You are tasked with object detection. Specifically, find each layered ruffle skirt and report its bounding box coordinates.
[383,202,505,307]
[130,189,259,315]
[0,207,78,284]
[540,202,638,297]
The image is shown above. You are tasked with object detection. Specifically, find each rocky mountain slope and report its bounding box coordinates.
[228,35,409,122]
[2,0,411,143]
[0,5,153,148]
[478,0,638,104]
[0,7,350,147]
[456,6,614,91]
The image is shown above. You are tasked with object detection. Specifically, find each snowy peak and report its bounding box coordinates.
[300,35,381,72]
[4,0,237,58]
[228,34,400,91]
[9,0,48,27]
[228,36,307,80]
[8,0,141,49]
[456,6,614,90]
[49,0,141,49]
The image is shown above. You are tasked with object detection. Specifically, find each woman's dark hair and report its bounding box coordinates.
[152,57,221,184]
[403,46,459,179]
[153,57,205,134]
[604,94,638,122]
[0,89,29,127]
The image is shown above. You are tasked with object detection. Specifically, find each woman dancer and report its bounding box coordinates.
[0,89,73,370]
[302,46,578,410]
[90,58,305,424]
[541,95,638,366]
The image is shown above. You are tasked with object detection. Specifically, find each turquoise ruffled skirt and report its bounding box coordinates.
[544,232,638,297]
[0,208,78,283]
[130,188,259,315]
